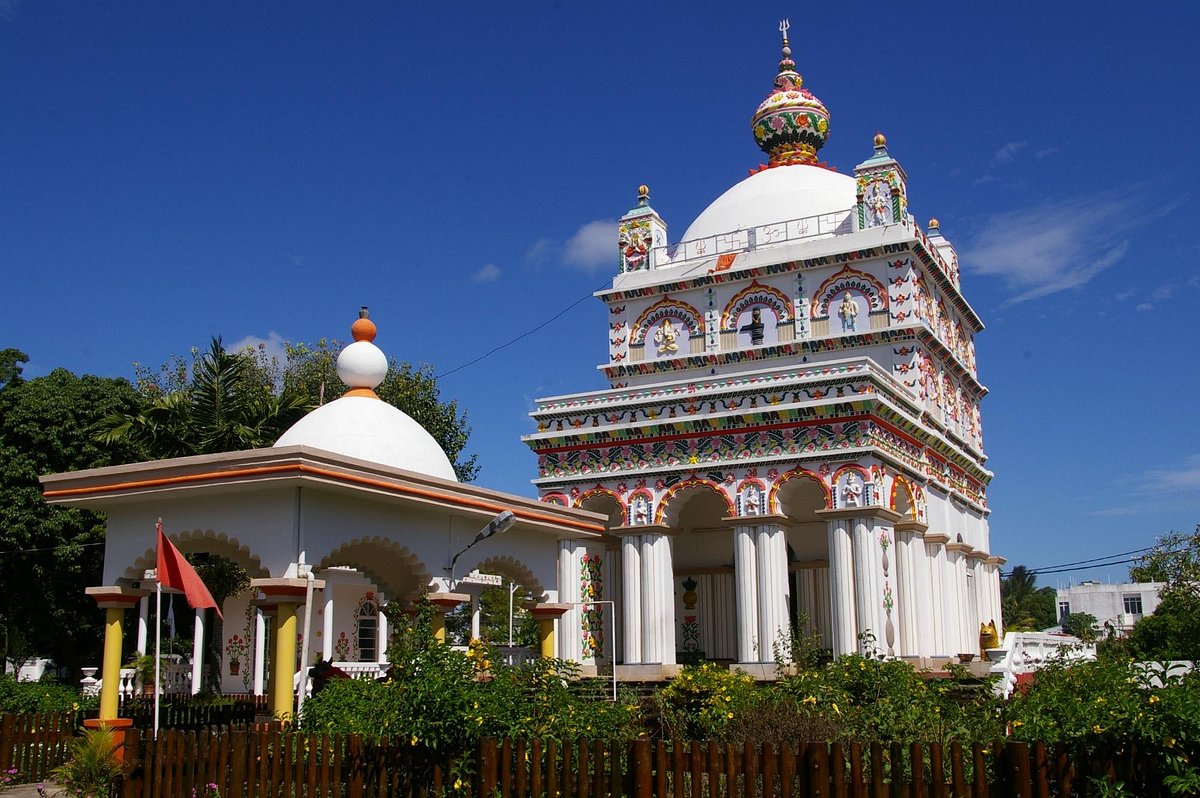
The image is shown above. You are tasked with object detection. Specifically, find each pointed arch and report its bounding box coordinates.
[720,281,792,329]
[574,486,622,509]
[656,478,734,526]
[812,266,888,318]
[769,467,831,513]
[890,475,918,521]
[630,297,704,344]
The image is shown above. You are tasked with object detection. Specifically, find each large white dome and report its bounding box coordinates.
[275,396,458,481]
[681,164,856,243]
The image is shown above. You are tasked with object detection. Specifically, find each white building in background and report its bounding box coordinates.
[1056,581,1163,637]
[524,23,1002,672]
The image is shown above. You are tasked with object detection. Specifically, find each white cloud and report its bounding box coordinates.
[1136,302,1154,312]
[1149,284,1175,302]
[524,238,555,265]
[962,196,1133,304]
[1036,147,1059,159]
[473,263,501,283]
[230,331,288,372]
[1114,288,1136,302]
[1190,275,1200,289]
[563,219,617,271]
[993,141,1028,164]
[1092,454,1200,516]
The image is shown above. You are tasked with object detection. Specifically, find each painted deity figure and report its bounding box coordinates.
[838,292,859,332]
[842,476,862,507]
[631,495,649,525]
[654,319,679,355]
[621,227,649,271]
[867,182,889,227]
[739,307,765,346]
[742,486,762,516]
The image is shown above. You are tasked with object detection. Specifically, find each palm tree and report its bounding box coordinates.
[97,338,311,458]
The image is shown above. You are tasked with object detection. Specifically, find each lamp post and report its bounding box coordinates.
[447,510,516,588]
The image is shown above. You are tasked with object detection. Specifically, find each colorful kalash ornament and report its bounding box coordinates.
[750,19,831,168]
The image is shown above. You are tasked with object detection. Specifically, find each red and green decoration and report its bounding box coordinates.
[580,553,604,660]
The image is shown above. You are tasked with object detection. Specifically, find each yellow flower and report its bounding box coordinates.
[1092,725,1104,734]
[1011,721,1023,728]
[726,712,734,719]
[832,703,841,716]
[802,696,817,705]
[1165,737,1177,747]
[1149,695,1160,704]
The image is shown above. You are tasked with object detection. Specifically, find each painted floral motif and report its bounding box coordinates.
[334,631,351,662]
[224,633,249,677]
[579,554,604,660]
[682,615,701,652]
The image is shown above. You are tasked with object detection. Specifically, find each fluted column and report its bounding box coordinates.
[924,534,950,656]
[639,531,676,664]
[824,516,856,656]
[557,540,585,662]
[616,529,642,663]
[756,524,790,662]
[895,521,929,659]
[733,526,760,662]
[987,556,1006,637]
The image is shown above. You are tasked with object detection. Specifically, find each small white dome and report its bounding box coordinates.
[337,340,387,389]
[275,396,458,481]
[681,164,856,243]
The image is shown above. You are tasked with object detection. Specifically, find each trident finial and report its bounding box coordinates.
[779,19,790,43]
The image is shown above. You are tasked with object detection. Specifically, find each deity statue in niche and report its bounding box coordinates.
[621,226,649,271]
[866,182,890,227]
[631,495,649,525]
[742,485,762,516]
[838,292,859,332]
[871,468,885,507]
[739,307,765,345]
[654,319,679,354]
[841,475,863,507]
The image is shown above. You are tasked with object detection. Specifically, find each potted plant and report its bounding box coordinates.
[224,633,249,676]
[124,652,161,697]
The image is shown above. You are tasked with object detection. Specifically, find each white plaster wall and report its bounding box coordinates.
[1057,583,1163,627]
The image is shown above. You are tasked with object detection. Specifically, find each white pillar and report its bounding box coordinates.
[558,540,584,662]
[942,548,963,655]
[756,525,789,662]
[191,607,205,694]
[621,535,642,663]
[990,559,1005,638]
[827,518,857,656]
[136,595,150,655]
[894,529,917,657]
[733,527,759,663]
[926,536,949,656]
[639,533,675,664]
[253,607,266,696]
[322,586,335,661]
[470,592,482,641]
[852,518,878,653]
[376,592,388,663]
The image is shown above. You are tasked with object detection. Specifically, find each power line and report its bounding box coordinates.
[0,540,105,557]
[1000,546,1155,578]
[435,284,607,380]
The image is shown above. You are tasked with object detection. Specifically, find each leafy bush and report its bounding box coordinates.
[654,663,760,740]
[49,726,128,797]
[0,674,91,713]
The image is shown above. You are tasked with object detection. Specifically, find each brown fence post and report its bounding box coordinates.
[479,737,499,798]
[0,714,14,772]
[829,741,845,798]
[347,734,365,798]
[809,743,829,798]
[928,743,945,798]
[632,739,652,798]
[910,743,926,798]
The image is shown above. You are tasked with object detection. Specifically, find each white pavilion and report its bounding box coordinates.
[523,23,1002,673]
[43,311,604,721]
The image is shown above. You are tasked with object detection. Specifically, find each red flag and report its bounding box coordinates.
[156,519,222,619]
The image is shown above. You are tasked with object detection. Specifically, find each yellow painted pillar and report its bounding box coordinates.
[537,619,555,659]
[84,586,145,723]
[98,607,125,721]
[271,602,298,720]
[431,611,446,644]
[527,603,569,660]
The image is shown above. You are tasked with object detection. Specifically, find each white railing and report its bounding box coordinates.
[649,208,856,269]
[988,632,1095,699]
[84,660,192,698]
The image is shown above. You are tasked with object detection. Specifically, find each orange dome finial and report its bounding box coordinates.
[351,306,377,343]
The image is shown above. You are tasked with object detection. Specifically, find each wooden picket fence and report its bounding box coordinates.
[0,717,1176,796]
[117,729,1173,798]
[0,711,79,784]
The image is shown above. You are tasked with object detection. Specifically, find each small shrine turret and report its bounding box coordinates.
[617,185,668,273]
[853,133,909,230]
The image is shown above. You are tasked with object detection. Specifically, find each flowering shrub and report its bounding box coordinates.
[0,675,93,714]
[655,663,759,740]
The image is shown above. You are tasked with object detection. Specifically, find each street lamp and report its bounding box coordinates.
[447,510,516,587]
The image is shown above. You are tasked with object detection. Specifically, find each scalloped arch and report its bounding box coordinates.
[316,537,432,600]
[630,297,704,344]
[890,475,918,520]
[812,266,888,318]
[769,467,831,513]
[574,487,622,509]
[468,555,548,600]
[656,478,734,525]
[124,528,269,582]
[721,281,792,329]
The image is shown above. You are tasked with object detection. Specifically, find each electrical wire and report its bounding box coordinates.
[1000,546,1155,578]
[0,540,105,557]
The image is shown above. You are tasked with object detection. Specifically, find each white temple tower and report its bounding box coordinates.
[524,24,1000,672]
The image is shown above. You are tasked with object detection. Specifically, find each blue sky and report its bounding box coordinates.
[3,2,1197,587]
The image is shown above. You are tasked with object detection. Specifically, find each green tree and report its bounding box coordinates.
[1126,594,1200,661]
[96,338,310,457]
[1127,527,1200,660]
[1061,611,1099,642]
[284,339,477,481]
[0,357,145,675]
[1001,565,1057,631]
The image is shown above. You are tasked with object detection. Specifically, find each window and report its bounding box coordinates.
[1123,594,1143,615]
[357,601,378,662]
[1058,601,1070,621]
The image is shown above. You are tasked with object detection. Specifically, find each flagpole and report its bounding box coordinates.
[154,580,162,740]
